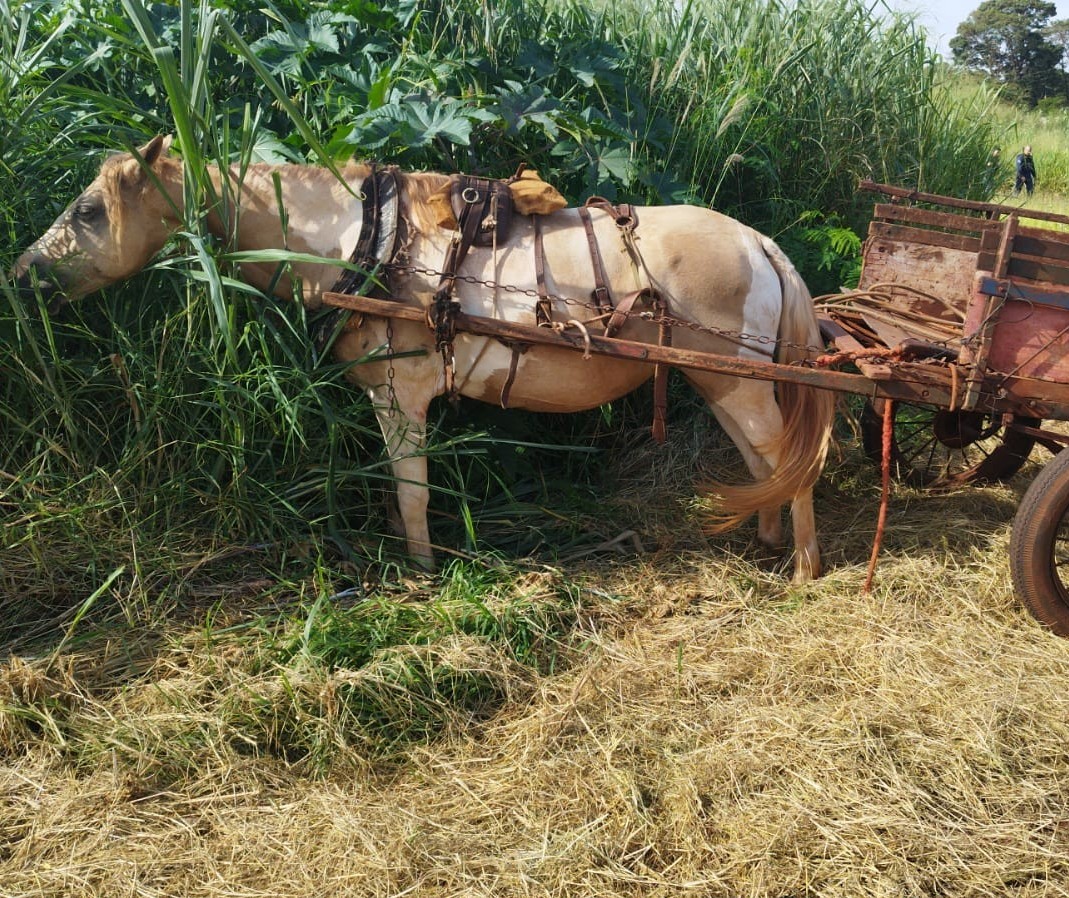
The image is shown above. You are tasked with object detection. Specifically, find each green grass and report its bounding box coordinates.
[942,71,1069,203]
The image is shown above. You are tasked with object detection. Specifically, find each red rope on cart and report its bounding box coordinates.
[864,399,894,594]
[813,346,907,368]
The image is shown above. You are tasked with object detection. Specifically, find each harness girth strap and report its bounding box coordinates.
[652,294,672,445]
[579,200,669,443]
[499,341,530,409]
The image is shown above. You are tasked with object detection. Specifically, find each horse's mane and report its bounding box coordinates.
[222,160,452,236]
[98,150,184,232]
[396,169,452,235]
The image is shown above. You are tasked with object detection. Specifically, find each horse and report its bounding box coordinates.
[12,136,835,582]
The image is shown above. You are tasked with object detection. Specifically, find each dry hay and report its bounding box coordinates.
[3,448,1069,896]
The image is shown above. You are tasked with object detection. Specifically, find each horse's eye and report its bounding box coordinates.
[72,201,101,221]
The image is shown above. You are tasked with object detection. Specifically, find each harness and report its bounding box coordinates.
[576,198,672,443]
[322,167,676,443]
[429,174,516,397]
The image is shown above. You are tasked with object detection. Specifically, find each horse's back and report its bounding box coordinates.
[500,202,779,317]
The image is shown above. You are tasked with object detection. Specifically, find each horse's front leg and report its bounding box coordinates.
[337,319,440,570]
[366,380,436,569]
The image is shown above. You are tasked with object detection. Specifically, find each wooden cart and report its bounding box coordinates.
[325,181,1069,635]
[818,182,1069,633]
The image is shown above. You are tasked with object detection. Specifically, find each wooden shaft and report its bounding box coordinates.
[322,291,959,404]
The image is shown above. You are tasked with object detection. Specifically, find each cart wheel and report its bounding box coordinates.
[1010,449,1069,636]
[860,400,1038,487]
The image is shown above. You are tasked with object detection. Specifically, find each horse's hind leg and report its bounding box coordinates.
[787,487,819,583]
[684,372,820,582]
[685,373,783,543]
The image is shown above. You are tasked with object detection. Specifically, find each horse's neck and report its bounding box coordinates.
[200,164,365,301]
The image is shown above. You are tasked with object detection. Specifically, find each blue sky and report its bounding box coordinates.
[885,0,1068,53]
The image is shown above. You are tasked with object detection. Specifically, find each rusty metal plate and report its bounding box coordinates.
[988,299,1069,383]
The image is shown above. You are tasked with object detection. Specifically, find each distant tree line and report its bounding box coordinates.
[951,0,1069,107]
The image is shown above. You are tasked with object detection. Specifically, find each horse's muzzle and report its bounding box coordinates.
[11,263,66,313]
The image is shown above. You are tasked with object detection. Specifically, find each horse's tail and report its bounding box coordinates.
[703,234,835,531]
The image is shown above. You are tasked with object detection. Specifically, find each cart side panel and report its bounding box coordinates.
[987,300,1069,381]
[858,233,981,319]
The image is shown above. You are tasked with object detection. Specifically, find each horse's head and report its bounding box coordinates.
[12,135,181,310]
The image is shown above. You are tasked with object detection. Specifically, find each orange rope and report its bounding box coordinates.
[813,346,907,368]
[863,399,894,594]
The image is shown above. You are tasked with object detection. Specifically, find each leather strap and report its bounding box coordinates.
[331,165,397,296]
[500,342,530,408]
[652,295,672,444]
[533,217,552,326]
[605,288,651,338]
[431,179,499,399]
[577,205,613,314]
[584,196,638,230]
[315,166,400,353]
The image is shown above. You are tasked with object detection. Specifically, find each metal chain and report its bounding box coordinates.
[381,262,961,391]
[385,262,824,357]
[385,316,397,408]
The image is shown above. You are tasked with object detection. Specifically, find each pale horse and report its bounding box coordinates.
[12,136,835,581]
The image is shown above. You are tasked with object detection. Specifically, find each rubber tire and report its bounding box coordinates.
[861,400,1038,487]
[1010,449,1069,637]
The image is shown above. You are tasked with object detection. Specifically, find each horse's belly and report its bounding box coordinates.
[454,337,653,411]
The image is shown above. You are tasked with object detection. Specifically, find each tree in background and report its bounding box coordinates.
[951,0,1063,104]
[1045,16,1069,99]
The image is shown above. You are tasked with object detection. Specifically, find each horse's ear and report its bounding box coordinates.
[139,135,170,167]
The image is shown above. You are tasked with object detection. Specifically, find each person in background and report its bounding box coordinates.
[1014,145,1036,196]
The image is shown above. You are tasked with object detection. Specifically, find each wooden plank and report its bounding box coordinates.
[872,202,993,236]
[868,221,980,253]
[960,220,1016,409]
[1007,224,1069,285]
[861,313,913,349]
[1012,228,1069,264]
[320,293,1069,414]
[859,180,1069,228]
[860,180,1009,215]
[994,375,1069,419]
[855,359,895,380]
[977,227,1000,273]
[976,276,1069,311]
[858,237,978,312]
[994,213,1016,278]
[818,315,868,354]
[1007,257,1069,286]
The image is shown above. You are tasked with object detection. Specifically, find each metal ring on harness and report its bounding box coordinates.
[461,186,481,204]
